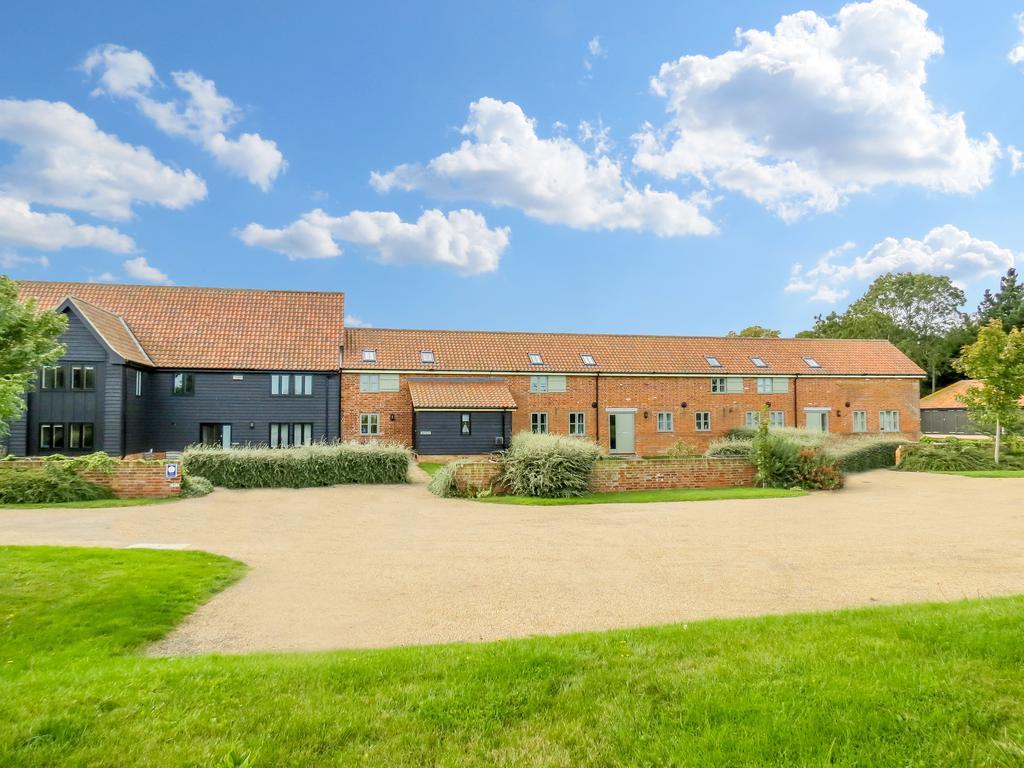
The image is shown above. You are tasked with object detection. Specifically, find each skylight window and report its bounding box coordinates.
[420,350,435,364]
[580,354,596,366]
[705,355,723,368]
[528,353,544,365]
[751,357,767,368]
[803,356,821,368]
[362,349,377,363]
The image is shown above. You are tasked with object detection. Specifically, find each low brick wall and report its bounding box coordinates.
[1,459,182,498]
[451,457,756,495]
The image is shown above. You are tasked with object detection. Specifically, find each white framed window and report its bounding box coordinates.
[745,411,761,427]
[359,373,399,392]
[769,411,785,427]
[853,410,868,433]
[756,377,789,394]
[656,411,674,432]
[695,411,711,431]
[529,375,566,393]
[68,422,94,450]
[294,374,313,396]
[803,356,821,368]
[460,413,472,435]
[40,366,65,390]
[879,410,900,432]
[271,374,291,396]
[568,412,586,435]
[751,357,767,368]
[293,423,314,446]
[580,354,596,366]
[528,353,543,365]
[70,365,96,390]
[269,423,288,448]
[360,413,380,436]
[172,372,194,396]
[531,412,548,434]
[712,377,743,393]
[705,355,722,368]
[134,370,143,397]
[420,350,435,364]
[39,423,65,450]
[362,349,377,362]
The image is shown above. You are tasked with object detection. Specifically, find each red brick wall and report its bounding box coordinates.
[451,457,755,495]
[342,372,922,456]
[2,459,181,498]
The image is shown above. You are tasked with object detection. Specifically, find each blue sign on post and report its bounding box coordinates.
[165,463,179,480]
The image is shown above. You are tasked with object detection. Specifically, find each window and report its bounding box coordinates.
[359,373,399,392]
[68,423,94,450]
[853,410,867,433]
[695,411,711,431]
[269,423,289,448]
[420,350,435,364]
[879,410,900,432]
[172,372,194,395]
[529,375,566,393]
[745,411,761,427]
[40,366,65,390]
[751,357,767,368]
[580,354,596,366]
[360,413,380,436]
[293,423,313,446]
[271,374,291,396]
[711,377,743,393]
[803,357,821,368]
[134,370,143,397]
[756,377,789,394]
[528,353,544,365]
[656,411,674,432]
[705,355,722,368]
[460,413,472,436]
[531,412,548,433]
[769,411,785,427]
[568,412,586,436]
[362,349,377,362]
[39,424,64,450]
[70,365,95,390]
[294,374,313,396]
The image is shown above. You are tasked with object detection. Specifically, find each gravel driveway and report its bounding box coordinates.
[2,470,1023,654]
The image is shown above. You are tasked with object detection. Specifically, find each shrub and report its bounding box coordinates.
[182,441,411,488]
[427,461,464,498]
[0,464,113,504]
[829,438,904,473]
[796,448,845,490]
[897,439,1000,473]
[180,474,214,498]
[705,437,753,458]
[665,440,699,458]
[500,432,602,498]
[752,431,802,488]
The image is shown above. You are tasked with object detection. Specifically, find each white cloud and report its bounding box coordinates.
[584,36,607,75]
[1009,13,1024,64]
[84,44,286,190]
[345,314,371,328]
[371,97,716,237]
[237,208,510,275]
[88,272,117,283]
[578,118,612,155]
[786,225,1017,303]
[0,251,49,270]
[634,0,1000,221]
[0,99,206,222]
[123,255,173,284]
[0,195,135,253]
[1009,145,1024,174]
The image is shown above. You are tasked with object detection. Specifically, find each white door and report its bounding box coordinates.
[608,412,635,454]
[221,424,232,449]
[805,410,829,433]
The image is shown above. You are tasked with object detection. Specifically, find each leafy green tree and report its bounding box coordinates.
[977,268,1024,332]
[0,276,67,439]
[953,320,1024,464]
[728,325,781,338]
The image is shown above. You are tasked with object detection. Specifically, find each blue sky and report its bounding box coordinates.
[2,0,1023,335]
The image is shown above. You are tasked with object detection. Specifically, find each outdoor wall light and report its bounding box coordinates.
[845,401,851,408]
[680,401,687,408]
[249,422,255,429]
[591,401,598,408]
[389,413,396,421]
[836,410,842,417]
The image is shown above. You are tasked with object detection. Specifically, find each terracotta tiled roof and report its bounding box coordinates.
[63,297,154,367]
[408,379,518,410]
[920,379,1024,409]
[17,281,344,371]
[345,328,926,377]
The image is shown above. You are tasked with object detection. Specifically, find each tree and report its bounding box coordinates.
[953,320,1024,464]
[977,268,1024,332]
[0,276,66,439]
[728,325,781,338]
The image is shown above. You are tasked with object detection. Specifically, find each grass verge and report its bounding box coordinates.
[3,545,1024,766]
[0,497,179,510]
[477,486,807,505]
[417,461,444,477]
[934,469,1024,478]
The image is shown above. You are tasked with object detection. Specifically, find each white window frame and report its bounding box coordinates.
[293,422,314,446]
[568,411,586,436]
[879,410,900,433]
[420,350,435,364]
[531,412,548,434]
[769,411,785,427]
[528,353,543,365]
[362,349,377,363]
[269,422,288,448]
[460,413,472,436]
[756,377,789,394]
[580,354,596,366]
[359,373,399,393]
[705,355,722,368]
[293,374,313,396]
[751,357,767,368]
[529,375,565,393]
[803,356,821,368]
[853,410,868,433]
[134,370,142,397]
[745,411,761,427]
[695,411,711,431]
[271,374,291,396]
[360,413,380,436]
[656,411,674,432]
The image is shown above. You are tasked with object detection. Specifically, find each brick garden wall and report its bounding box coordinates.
[451,457,755,495]
[1,459,181,498]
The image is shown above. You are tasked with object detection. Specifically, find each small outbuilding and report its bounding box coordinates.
[920,379,1024,435]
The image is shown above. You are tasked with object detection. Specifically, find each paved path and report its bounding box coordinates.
[2,471,1023,654]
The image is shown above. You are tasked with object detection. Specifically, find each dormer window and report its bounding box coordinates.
[751,357,767,368]
[580,354,596,366]
[362,349,377,363]
[705,355,722,368]
[528,353,543,365]
[420,350,435,364]
[803,356,821,368]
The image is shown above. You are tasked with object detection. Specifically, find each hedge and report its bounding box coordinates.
[500,432,602,498]
[0,465,114,504]
[182,441,411,488]
[831,439,904,473]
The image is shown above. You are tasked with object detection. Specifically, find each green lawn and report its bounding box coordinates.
[417,461,444,477]
[0,497,179,510]
[478,486,807,505]
[935,469,1024,478]
[4,546,1024,765]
